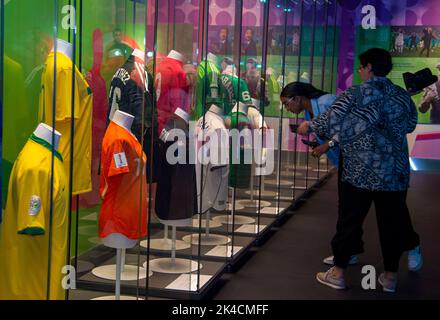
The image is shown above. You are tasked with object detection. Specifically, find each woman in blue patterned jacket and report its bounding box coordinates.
[298,48,422,293]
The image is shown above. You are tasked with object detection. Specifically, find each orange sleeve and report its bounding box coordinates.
[107,139,130,177]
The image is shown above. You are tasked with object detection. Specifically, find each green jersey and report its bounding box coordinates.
[219,73,253,115]
[194,59,221,120]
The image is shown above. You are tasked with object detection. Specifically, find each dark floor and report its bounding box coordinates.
[212,171,440,300]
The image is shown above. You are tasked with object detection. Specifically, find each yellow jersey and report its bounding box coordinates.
[0,135,68,300]
[39,51,93,195]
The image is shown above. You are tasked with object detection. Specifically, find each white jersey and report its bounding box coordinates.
[194,109,229,213]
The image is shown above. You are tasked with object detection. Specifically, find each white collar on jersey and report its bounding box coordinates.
[207,52,218,64]
[51,38,73,60]
[174,107,190,124]
[223,65,237,76]
[112,110,135,132]
[34,123,61,151]
[209,104,223,115]
[168,50,184,62]
[131,48,145,61]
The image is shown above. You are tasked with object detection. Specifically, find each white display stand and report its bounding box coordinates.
[245,175,277,197]
[183,211,231,246]
[146,258,201,274]
[141,224,191,251]
[93,110,151,300]
[192,215,223,229]
[214,188,257,225]
[237,174,271,208]
[148,221,201,274]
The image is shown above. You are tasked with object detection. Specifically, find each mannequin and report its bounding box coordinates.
[193,52,221,120]
[107,46,159,220]
[243,99,276,199]
[34,123,61,150]
[183,104,230,246]
[149,107,201,274]
[40,37,93,196]
[168,49,184,62]
[219,65,253,115]
[156,49,189,134]
[52,38,73,60]
[93,110,150,300]
[0,123,68,300]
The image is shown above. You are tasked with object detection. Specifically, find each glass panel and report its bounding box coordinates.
[1,0,66,300]
[0,0,342,301]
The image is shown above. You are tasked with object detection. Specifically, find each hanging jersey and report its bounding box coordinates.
[155,57,190,134]
[99,122,148,240]
[194,109,229,213]
[0,135,68,300]
[219,73,252,115]
[108,54,155,141]
[193,59,221,120]
[226,109,253,189]
[39,51,93,195]
[81,29,109,207]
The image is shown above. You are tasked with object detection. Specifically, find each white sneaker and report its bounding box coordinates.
[323,255,359,266]
[408,246,423,272]
[316,268,346,290]
[378,273,397,293]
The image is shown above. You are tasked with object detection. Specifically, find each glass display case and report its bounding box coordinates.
[0,0,339,300]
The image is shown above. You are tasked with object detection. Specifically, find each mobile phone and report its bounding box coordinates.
[301,139,320,149]
[289,124,299,133]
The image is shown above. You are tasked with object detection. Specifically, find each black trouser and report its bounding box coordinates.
[332,181,420,272]
[336,154,366,257]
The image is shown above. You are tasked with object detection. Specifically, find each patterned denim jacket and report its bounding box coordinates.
[310,77,418,191]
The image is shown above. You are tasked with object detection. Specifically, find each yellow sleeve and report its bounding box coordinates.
[54,67,79,122]
[16,167,49,235]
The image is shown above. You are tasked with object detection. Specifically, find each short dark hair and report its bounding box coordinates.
[281,82,327,100]
[358,48,393,77]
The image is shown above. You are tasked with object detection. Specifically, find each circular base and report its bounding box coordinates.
[227,203,245,211]
[213,215,256,225]
[146,258,201,274]
[245,190,278,197]
[92,296,144,300]
[140,238,191,251]
[92,265,152,281]
[192,219,223,229]
[264,179,293,187]
[182,234,231,246]
[236,199,272,208]
[76,260,95,274]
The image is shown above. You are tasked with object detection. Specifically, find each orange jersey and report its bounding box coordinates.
[99,121,148,240]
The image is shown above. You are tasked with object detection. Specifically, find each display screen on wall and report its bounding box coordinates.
[354,25,440,125]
